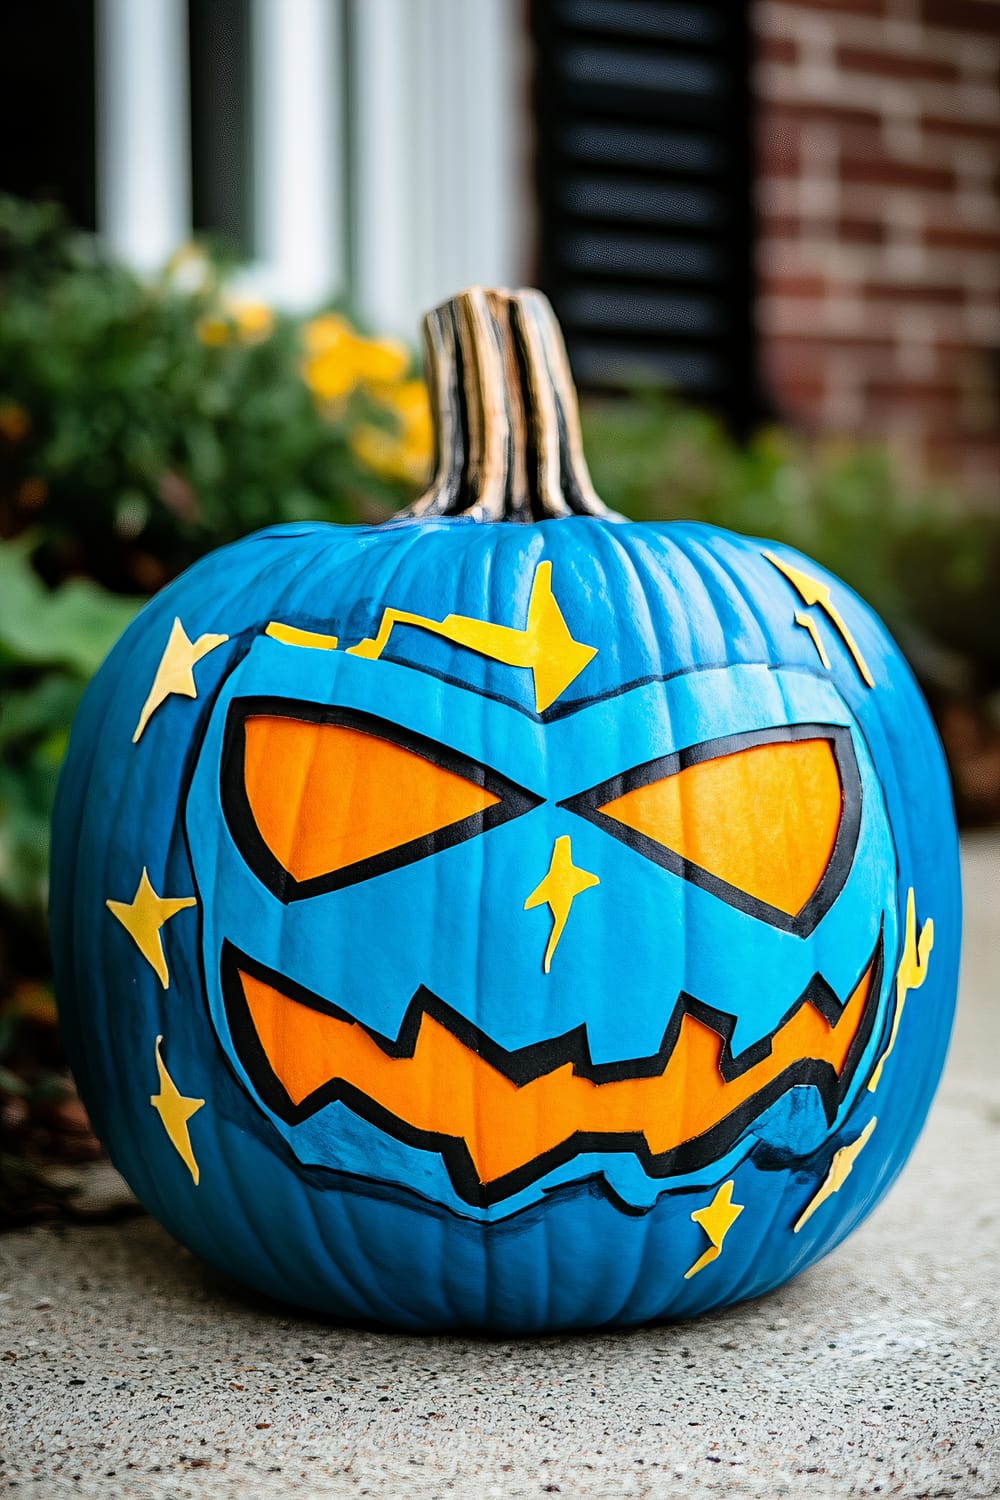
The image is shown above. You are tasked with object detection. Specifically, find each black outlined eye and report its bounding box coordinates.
[222,698,540,901]
[560,724,861,936]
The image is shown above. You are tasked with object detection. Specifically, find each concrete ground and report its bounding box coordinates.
[2,835,997,1500]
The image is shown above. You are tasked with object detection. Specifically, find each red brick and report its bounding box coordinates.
[760,215,888,247]
[837,45,962,84]
[924,224,1000,251]
[757,129,801,176]
[837,216,889,244]
[759,101,884,134]
[838,157,958,192]
[862,281,969,305]
[921,0,1000,36]
[759,214,806,240]
[754,0,1000,487]
[862,382,967,409]
[759,0,889,15]
[757,35,799,65]
[758,272,832,299]
[920,115,1000,143]
[768,377,828,406]
[765,340,897,378]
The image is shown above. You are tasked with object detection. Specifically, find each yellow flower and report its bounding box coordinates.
[301,313,411,407]
[351,337,410,385]
[301,349,355,405]
[302,313,354,356]
[229,298,274,344]
[351,379,433,487]
[196,313,231,348]
[196,297,275,349]
[0,401,29,443]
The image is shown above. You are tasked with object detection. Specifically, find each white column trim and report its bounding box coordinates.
[95,0,191,273]
[250,0,345,309]
[350,0,529,341]
[349,0,413,334]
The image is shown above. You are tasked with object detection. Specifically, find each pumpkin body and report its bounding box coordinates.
[51,509,960,1330]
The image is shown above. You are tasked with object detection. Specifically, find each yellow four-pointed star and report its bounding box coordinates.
[684,1179,745,1279]
[523,834,600,974]
[106,868,196,989]
[133,617,229,742]
[150,1035,204,1184]
[794,1116,877,1233]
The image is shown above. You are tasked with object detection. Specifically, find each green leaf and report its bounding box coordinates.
[0,537,142,675]
[0,674,83,749]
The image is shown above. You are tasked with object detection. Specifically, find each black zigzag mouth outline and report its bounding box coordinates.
[220,930,884,1210]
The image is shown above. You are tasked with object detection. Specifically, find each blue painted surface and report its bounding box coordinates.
[50,517,961,1330]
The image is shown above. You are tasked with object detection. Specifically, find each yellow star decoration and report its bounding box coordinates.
[106,869,196,989]
[523,835,600,973]
[794,1116,877,1233]
[133,617,229,742]
[347,561,598,713]
[684,1179,745,1279]
[868,887,933,1093]
[150,1035,204,1185]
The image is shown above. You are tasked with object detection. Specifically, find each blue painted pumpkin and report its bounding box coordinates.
[50,289,960,1330]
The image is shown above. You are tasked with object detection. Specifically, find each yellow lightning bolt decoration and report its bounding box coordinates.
[150,1036,204,1185]
[133,617,229,742]
[684,1180,744,1279]
[793,1116,877,1233]
[763,550,874,688]
[106,869,196,989]
[869,888,934,1093]
[794,608,832,670]
[523,835,600,974]
[346,561,597,713]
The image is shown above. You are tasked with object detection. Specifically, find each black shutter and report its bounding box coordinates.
[189,0,253,251]
[531,0,758,431]
[0,0,96,229]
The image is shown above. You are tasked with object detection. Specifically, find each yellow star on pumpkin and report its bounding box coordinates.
[133,617,228,742]
[684,1180,744,1279]
[150,1035,204,1184]
[794,1116,877,1233]
[524,835,600,973]
[106,869,196,989]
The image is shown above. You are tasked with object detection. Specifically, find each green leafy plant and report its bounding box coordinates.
[0,196,422,598]
[0,536,142,940]
[583,397,1000,693]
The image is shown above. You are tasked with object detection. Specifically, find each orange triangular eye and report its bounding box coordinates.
[223,700,539,901]
[562,726,859,935]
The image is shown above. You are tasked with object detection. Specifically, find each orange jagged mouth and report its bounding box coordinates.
[222,936,882,1207]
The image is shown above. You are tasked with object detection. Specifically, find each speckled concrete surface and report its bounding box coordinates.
[2,835,998,1499]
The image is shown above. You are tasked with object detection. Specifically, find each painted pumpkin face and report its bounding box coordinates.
[51,289,959,1330]
[184,555,895,1220]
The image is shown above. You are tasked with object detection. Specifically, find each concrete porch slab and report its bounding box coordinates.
[2,835,998,1499]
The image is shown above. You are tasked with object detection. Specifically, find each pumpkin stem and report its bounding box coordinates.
[399,286,621,523]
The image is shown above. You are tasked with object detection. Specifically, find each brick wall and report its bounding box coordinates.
[754,0,1000,499]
